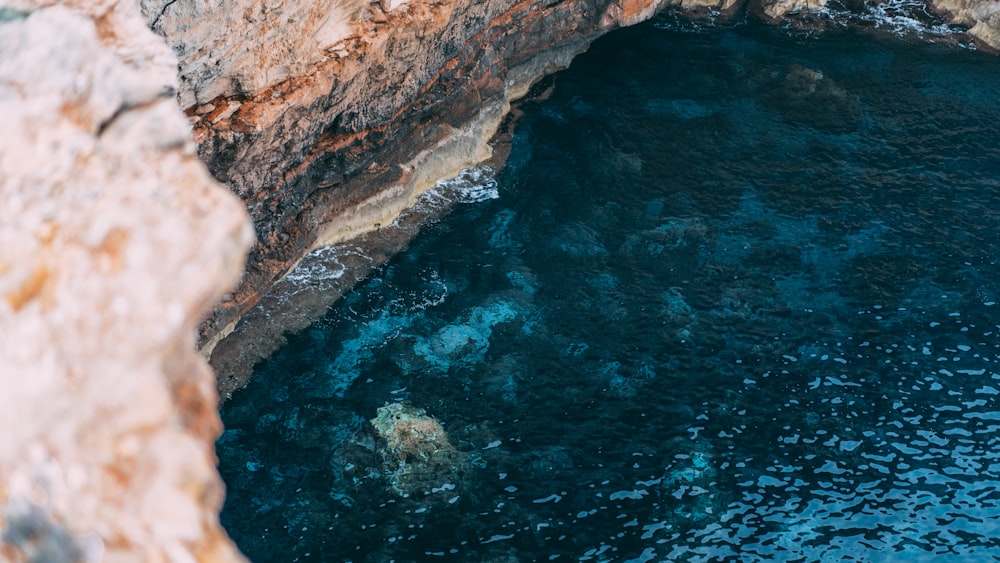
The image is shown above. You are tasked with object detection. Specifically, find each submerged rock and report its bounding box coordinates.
[659,445,724,525]
[371,403,469,497]
[762,64,862,133]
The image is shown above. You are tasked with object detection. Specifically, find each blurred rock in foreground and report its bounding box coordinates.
[0,4,253,561]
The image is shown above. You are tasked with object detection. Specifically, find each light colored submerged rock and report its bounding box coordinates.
[371,403,468,496]
[0,4,252,562]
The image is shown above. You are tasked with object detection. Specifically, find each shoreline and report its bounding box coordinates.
[203,11,988,397]
[206,55,560,397]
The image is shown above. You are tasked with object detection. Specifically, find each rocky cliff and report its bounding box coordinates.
[143,0,674,368]
[0,3,252,561]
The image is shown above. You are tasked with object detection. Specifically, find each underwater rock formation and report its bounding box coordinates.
[0,3,253,561]
[371,403,468,496]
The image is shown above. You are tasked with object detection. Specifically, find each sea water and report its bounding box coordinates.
[217,16,1000,562]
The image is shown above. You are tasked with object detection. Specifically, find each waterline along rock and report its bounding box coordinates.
[152,0,683,367]
[0,4,252,561]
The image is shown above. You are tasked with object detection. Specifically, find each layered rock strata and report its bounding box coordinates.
[0,3,252,561]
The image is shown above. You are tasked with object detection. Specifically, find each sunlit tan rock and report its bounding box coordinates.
[0,4,252,561]
[929,0,1000,48]
[757,0,827,20]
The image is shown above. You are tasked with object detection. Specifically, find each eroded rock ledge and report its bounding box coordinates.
[145,0,673,366]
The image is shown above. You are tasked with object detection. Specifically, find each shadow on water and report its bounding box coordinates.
[218,15,1000,562]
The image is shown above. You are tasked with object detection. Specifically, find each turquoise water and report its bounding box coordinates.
[217,17,1000,562]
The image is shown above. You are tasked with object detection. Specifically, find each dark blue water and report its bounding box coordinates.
[217,18,1000,562]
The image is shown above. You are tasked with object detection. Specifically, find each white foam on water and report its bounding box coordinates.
[425,167,500,207]
[609,489,649,501]
[822,0,963,39]
[480,533,514,544]
[282,244,349,286]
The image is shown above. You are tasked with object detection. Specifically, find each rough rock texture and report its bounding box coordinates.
[0,4,252,562]
[758,0,827,19]
[371,403,468,497]
[666,0,742,14]
[929,0,1000,47]
[139,0,361,109]
[141,0,678,363]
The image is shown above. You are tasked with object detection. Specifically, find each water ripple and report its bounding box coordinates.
[218,19,1000,563]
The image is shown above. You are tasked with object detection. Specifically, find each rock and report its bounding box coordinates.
[0,4,252,562]
[970,15,1000,49]
[929,0,1000,49]
[757,0,828,19]
[142,0,355,109]
[371,403,468,496]
[761,64,861,133]
[380,0,411,12]
[663,0,743,15]
[659,447,722,523]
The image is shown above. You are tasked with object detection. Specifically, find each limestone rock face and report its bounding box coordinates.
[141,0,362,109]
[0,4,252,562]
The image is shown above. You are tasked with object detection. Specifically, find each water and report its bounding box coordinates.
[217,17,1000,562]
